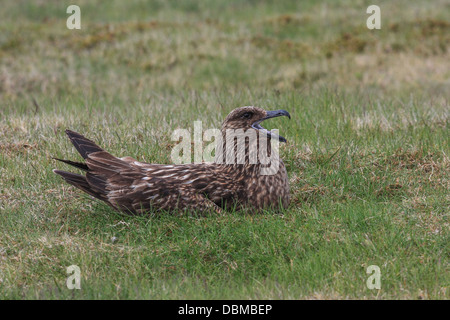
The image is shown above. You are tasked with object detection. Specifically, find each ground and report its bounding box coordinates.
[0,0,448,299]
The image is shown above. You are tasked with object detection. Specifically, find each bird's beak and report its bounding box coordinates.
[251,109,291,143]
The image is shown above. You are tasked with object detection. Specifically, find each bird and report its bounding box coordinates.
[53,106,291,215]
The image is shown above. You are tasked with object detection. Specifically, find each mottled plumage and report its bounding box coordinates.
[53,106,291,214]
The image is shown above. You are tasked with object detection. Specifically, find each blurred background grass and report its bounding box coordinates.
[1,0,449,105]
[0,0,448,299]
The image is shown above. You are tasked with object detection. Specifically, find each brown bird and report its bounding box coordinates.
[53,106,291,214]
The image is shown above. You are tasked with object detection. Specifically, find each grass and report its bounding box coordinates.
[0,0,449,299]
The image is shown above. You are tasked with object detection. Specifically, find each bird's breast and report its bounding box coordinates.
[244,162,290,210]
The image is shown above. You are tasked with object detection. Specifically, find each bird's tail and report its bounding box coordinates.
[53,169,107,201]
[64,129,105,159]
[52,129,105,173]
[53,130,112,202]
[53,130,133,207]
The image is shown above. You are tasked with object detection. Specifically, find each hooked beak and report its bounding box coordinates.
[251,109,291,143]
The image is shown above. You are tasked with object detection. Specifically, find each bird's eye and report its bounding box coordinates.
[241,112,252,119]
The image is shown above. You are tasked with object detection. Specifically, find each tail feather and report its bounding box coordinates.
[65,129,104,159]
[53,158,89,171]
[54,130,131,207]
[53,169,107,201]
[86,172,108,196]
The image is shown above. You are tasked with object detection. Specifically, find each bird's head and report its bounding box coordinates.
[221,106,291,142]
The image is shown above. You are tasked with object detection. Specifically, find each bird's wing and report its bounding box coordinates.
[84,154,223,214]
[134,162,242,211]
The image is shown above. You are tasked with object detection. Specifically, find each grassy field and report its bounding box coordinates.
[0,0,449,299]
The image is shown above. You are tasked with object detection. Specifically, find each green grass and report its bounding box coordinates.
[0,0,449,299]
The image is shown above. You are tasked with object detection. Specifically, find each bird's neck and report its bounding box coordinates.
[214,130,282,176]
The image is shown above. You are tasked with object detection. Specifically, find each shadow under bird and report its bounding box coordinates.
[53,106,291,214]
